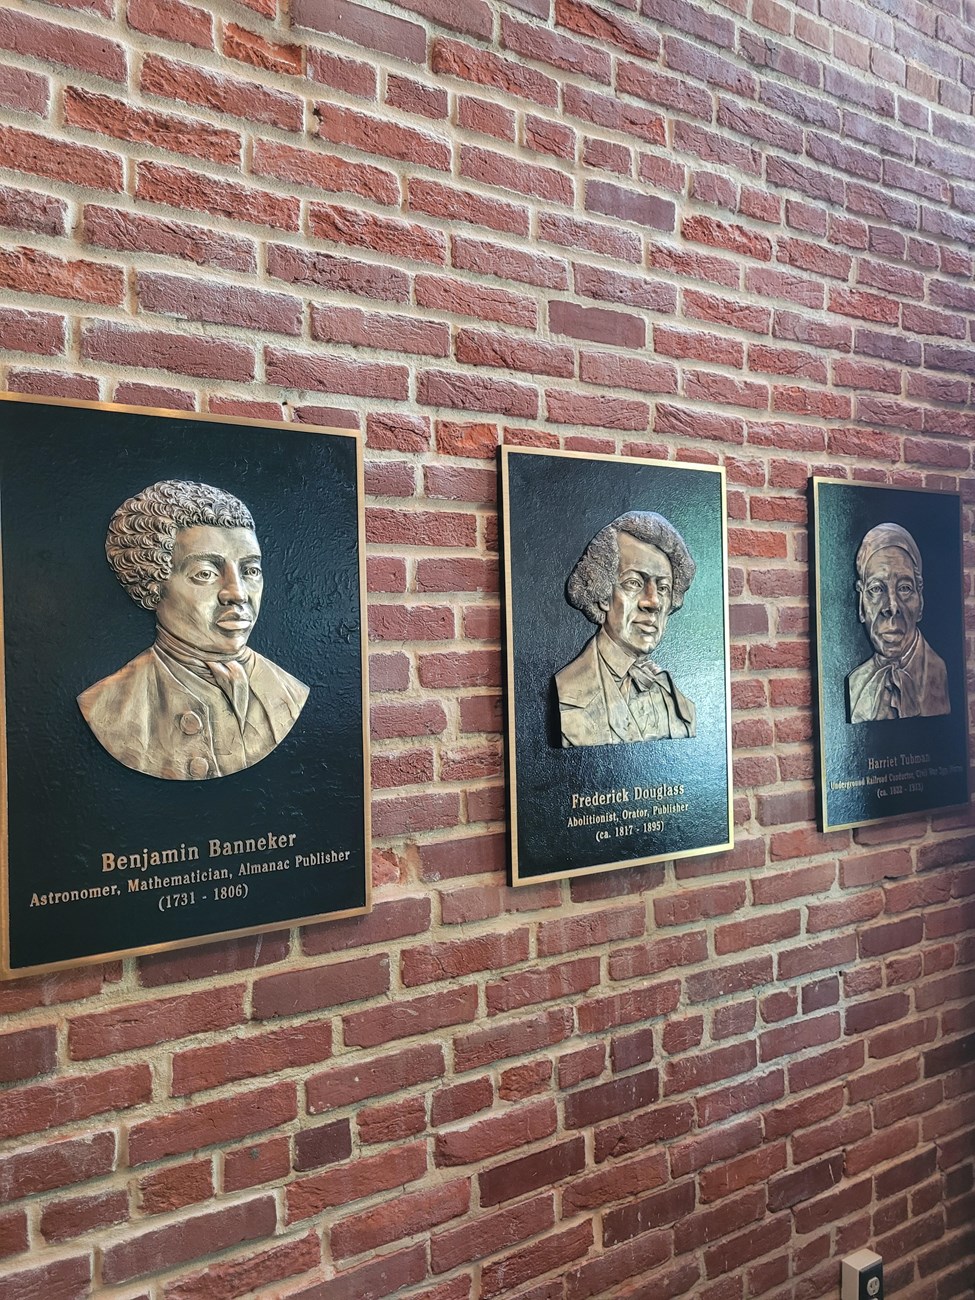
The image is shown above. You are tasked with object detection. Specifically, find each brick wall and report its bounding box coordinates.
[1,0,974,1296]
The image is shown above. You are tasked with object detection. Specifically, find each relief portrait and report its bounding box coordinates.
[77,480,309,780]
[555,510,697,747]
[846,521,950,724]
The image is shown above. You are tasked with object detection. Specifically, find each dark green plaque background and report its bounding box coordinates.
[1,396,369,976]
[813,479,969,831]
[502,447,732,884]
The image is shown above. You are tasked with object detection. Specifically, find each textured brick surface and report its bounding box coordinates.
[0,0,974,1296]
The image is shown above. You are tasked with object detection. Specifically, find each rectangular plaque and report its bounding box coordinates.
[812,477,970,831]
[0,394,370,977]
[501,446,732,884]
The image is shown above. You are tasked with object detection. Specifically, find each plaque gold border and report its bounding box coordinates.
[0,392,371,978]
[501,444,733,886]
[812,475,971,832]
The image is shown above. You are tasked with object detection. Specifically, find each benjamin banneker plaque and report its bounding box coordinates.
[0,394,371,977]
[812,478,970,831]
[501,447,732,884]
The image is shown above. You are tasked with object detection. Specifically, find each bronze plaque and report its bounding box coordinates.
[0,394,371,977]
[501,446,733,884]
[812,477,970,830]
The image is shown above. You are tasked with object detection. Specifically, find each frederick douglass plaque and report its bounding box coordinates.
[0,394,370,977]
[812,478,969,831]
[501,447,732,884]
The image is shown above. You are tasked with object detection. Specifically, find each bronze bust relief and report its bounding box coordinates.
[846,521,950,724]
[78,480,309,780]
[554,510,697,747]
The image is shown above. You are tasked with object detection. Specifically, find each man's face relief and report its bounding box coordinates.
[600,533,674,658]
[858,545,921,660]
[154,525,264,655]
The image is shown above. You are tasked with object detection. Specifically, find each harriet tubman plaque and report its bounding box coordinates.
[813,478,970,831]
[0,394,370,977]
[501,447,733,884]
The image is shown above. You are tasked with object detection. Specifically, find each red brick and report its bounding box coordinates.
[128,0,213,47]
[287,1143,427,1222]
[794,1174,872,1234]
[700,1142,788,1203]
[128,1081,297,1165]
[603,1178,696,1246]
[268,244,409,303]
[760,1011,840,1061]
[310,202,446,265]
[314,305,448,358]
[266,347,407,399]
[172,1020,333,1096]
[665,1041,759,1097]
[578,982,681,1034]
[0,8,124,81]
[0,1131,116,1201]
[251,955,389,1020]
[0,1026,57,1085]
[316,102,450,171]
[333,1179,469,1259]
[138,271,300,335]
[608,931,708,980]
[84,205,255,273]
[141,53,300,131]
[223,1133,292,1190]
[0,306,64,357]
[307,1043,443,1114]
[294,0,425,61]
[789,1041,866,1094]
[455,1008,574,1073]
[138,1160,212,1215]
[40,1188,128,1244]
[0,61,48,117]
[436,1098,556,1166]
[344,985,478,1049]
[432,36,558,108]
[419,368,539,418]
[67,88,239,166]
[163,1232,321,1300]
[565,1067,659,1129]
[481,1222,592,1298]
[457,327,574,377]
[373,791,461,836]
[137,162,298,230]
[0,1065,151,1141]
[1,1207,30,1257]
[302,897,431,957]
[294,1119,353,1172]
[358,1095,427,1144]
[82,321,254,381]
[778,934,858,978]
[403,929,529,987]
[412,179,529,238]
[0,1256,91,1299]
[654,880,746,927]
[697,1069,786,1129]
[139,933,288,987]
[103,1197,276,1284]
[224,22,303,74]
[486,956,600,1014]
[585,177,675,231]
[478,1136,586,1209]
[433,1197,553,1274]
[0,246,122,309]
[68,986,244,1060]
[0,185,66,238]
[686,956,773,1002]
